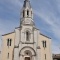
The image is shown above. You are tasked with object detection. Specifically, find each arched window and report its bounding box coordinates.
[23,10,25,17]
[26,31,30,41]
[27,10,29,16]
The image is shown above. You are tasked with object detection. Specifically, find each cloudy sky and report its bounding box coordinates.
[0,0,60,54]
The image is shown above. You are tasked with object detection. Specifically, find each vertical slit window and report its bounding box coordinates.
[8,53,9,59]
[45,41,46,47]
[42,41,46,48]
[45,54,46,59]
[31,11,32,16]
[27,10,29,16]
[26,31,30,41]
[7,39,12,46]
[10,39,12,46]
[7,39,9,46]
[42,41,44,47]
[23,10,25,17]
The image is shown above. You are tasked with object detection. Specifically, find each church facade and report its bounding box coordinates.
[1,0,52,60]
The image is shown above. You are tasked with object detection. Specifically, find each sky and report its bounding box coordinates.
[0,0,60,54]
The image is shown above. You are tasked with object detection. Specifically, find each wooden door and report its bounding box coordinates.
[25,57,30,60]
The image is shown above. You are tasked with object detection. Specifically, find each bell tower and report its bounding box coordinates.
[20,0,34,26]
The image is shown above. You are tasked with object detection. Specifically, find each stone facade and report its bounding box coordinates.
[1,0,52,60]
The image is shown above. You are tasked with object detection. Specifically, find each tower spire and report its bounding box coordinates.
[23,0,31,8]
[20,0,34,26]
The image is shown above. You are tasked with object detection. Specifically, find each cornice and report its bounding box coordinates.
[2,32,14,36]
[40,33,51,39]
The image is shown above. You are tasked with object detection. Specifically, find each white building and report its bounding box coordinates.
[1,0,52,60]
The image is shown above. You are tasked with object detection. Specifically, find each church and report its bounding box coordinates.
[1,0,52,60]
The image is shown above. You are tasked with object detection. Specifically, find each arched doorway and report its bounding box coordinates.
[25,57,30,60]
[19,46,36,60]
[24,50,32,60]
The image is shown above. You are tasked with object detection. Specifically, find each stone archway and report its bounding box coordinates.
[19,46,36,56]
[19,46,36,60]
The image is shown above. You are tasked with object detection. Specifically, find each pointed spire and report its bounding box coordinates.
[20,0,34,26]
[23,0,31,8]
